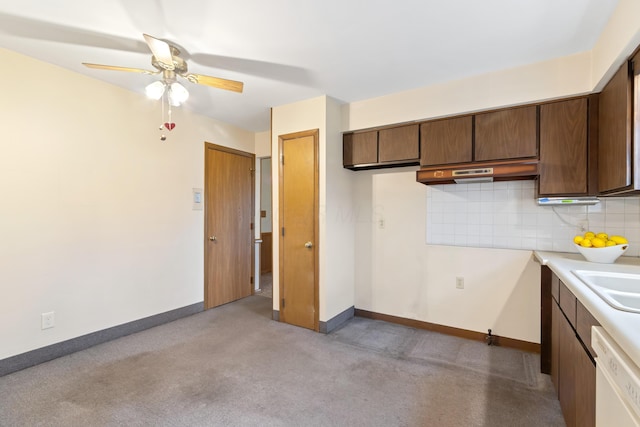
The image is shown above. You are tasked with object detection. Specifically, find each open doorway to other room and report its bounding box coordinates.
[257,157,272,298]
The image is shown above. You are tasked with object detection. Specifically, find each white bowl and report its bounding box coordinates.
[574,243,628,264]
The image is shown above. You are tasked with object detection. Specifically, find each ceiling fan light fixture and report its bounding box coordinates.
[145,80,165,100]
[169,82,189,106]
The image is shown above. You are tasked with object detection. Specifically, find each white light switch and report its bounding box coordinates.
[192,188,203,210]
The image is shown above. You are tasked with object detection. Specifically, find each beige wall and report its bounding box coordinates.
[254,130,271,158]
[353,169,540,342]
[591,0,640,91]
[0,48,254,359]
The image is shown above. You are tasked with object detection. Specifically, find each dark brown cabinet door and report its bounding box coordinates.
[575,346,596,427]
[551,301,560,392]
[539,98,588,196]
[548,272,596,427]
[475,105,538,161]
[598,61,632,193]
[576,299,600,358]
[378,124,419,163]
[343,131,378,166]
[558,303,577,427]
[420,116,473,166]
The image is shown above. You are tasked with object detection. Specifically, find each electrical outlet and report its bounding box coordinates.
[41,311,55,330]
[378,219,385,229]
[456,277,464,289]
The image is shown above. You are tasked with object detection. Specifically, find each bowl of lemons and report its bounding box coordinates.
[574,232,629,263]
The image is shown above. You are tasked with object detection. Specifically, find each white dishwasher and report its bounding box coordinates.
[592,327,640,426]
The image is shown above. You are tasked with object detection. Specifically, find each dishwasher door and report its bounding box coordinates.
[592,326,640,427]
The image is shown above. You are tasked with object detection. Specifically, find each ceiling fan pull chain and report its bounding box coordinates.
[159,90,167,141]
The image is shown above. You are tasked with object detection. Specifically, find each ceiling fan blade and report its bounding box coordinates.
[143,33,174,70]
[185,73,244,93]
[190,53,312,86]
[82,63,158,75]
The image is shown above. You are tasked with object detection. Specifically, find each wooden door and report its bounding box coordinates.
[279,130,319,331]
[204,143,254,309]
[539,98,588,196]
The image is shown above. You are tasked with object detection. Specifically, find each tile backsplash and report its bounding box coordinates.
[425,180,640,257]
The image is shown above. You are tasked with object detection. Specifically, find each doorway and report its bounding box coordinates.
[204,143,254,309]
[278,130,319,331]
[258,157,273,299]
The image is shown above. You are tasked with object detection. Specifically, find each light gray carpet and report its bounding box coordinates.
[0,296,564,426]
[256,272,272,299]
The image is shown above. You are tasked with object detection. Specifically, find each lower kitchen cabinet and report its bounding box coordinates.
[547,271,597,427]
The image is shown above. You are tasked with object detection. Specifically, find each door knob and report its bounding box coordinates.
[304,241,313,248]
[209,236,217,242]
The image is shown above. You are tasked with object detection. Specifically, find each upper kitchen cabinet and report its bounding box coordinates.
[598,57,637,194]
[343,124,419,170]
[539,96,596,196]
[378,124,419,163]
[420,116,473,166]
[475,105,538,161]
[343,130,378,167]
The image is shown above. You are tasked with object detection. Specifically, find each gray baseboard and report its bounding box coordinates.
[272,310,280,321]
[319,305,354,334]
[0,302,204,377]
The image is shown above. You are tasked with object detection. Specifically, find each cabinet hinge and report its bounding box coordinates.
[280,155,284,165]
[250,276,254,285]
[281,227,285,236]
[282,299,285,308]
[250,223,254,230]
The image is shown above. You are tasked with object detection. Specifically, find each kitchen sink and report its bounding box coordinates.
[572,270,640,313]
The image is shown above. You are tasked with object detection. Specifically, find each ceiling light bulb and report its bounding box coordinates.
[169,82,189,106]
[145,81,165,100]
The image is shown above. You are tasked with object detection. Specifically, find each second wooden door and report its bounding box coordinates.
[204,143,254,309]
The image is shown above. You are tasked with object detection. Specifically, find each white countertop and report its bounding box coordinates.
[534,251,640,367]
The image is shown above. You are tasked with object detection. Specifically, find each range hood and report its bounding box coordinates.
[416,158,539,185]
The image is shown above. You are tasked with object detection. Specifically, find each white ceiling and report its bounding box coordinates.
[0,0,619,132]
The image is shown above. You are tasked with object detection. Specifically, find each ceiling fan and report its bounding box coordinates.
[82,33,244,95]
[82,34,243,138]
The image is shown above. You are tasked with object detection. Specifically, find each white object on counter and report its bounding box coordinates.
[575,243,629,264]
[592,326,640,426]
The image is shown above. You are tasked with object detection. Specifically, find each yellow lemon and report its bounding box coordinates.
[573,235,584,244]
[584,231,596,239]
[580,239,593,248]
[596,232,608,240]
[591,237,606,248]
[606,240,617,247]
[610,235,628,244]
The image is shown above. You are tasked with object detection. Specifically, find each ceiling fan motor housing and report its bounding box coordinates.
[152,46,188,74]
